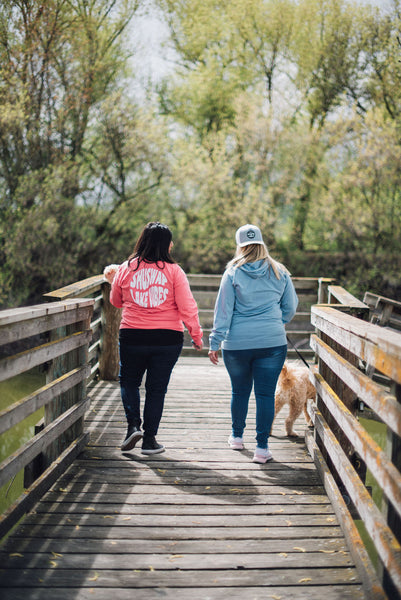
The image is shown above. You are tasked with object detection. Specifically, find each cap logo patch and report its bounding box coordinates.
[247,230,255,239]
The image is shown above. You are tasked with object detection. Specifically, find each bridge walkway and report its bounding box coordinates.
[0,357,365,599]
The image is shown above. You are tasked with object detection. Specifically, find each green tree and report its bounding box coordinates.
[0,0,141,305]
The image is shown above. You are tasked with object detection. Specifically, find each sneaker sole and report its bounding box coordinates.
[228,437,244,450]
[229,443,244,450]
[253,453,273,464]
[141,446,165,455]
[121,431,143,452]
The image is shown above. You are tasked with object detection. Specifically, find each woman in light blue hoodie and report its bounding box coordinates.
[208,224,298,463]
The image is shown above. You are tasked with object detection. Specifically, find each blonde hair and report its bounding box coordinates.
[227,243,289,280]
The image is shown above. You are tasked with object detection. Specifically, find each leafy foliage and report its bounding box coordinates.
[1,0,401,306]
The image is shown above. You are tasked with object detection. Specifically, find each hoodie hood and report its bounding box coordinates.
[238,259,270,279]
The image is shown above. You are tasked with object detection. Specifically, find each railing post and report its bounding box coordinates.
[318,277,334,304]
[99,282,121,381]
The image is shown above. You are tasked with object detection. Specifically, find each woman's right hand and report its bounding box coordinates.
[192,340,203,351]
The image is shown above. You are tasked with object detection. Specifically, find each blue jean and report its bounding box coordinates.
[119,341,182,437]
[222,345,287,449]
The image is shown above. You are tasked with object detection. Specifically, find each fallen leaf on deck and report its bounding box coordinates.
[320,550,335,554]
[49,560,58,567]
[279,552,288,558]
[157,469,166,474]
[293,547,306,552]
[326,517,335,522]
[88,572,99,581]
[299,577,312,583]
[59,488,68,492]
[84,507,95,511]
[122,517,131,521]
[75,525,80,530]
[9,553,23,558]
[149,566,155,571]
[51,552,62,558]
[286,520,293,526]
[169,555,183,560]
[270,595,282,599]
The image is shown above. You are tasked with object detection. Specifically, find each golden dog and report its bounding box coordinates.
[273,362,315,437]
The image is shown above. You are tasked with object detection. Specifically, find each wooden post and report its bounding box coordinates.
[318,278,334,304]
[99,282,121,381]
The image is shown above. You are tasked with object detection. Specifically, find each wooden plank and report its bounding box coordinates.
[0,366,90,435]
[0,299,93,328]
[310,334,401,435]
[0,433,88,539]
[43,275,104,300]
[0,330,92,382]
[0,360,367,599]
[309,398,401,592]
[328,286,368,308]
[305,430,386,600]
[0,566,363,588]
[0,397,90,487]
[311,368,401,521]
[0,587,365,600]
[311,305,401,383]
[0,306,93,346]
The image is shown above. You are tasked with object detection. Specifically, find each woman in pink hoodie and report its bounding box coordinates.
[106,222,203,454]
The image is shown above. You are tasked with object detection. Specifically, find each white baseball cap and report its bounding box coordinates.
[235,224,264,247]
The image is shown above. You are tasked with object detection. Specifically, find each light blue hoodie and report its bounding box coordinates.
[209,260,298,351]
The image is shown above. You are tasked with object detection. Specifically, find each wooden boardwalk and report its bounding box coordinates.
[0,357,365,599]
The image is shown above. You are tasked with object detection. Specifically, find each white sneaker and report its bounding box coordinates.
[253,447,273,463]
[228,435,244,450]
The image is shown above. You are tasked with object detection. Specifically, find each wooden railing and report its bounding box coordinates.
[307,288,401,600]
[3,272,400,600]
[43,274,120,382]
[43,274,335,375]
[0,299,94,538]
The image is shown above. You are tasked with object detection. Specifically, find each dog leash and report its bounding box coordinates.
[286,334,311,370]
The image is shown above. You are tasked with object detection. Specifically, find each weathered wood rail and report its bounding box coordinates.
[309,297,401,599]
[0,299,94,537]
[0,273,401,599]
[44,274,336,372]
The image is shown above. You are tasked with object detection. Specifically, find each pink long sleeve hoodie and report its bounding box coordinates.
[110,259,203,346]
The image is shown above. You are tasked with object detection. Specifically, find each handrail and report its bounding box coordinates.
[43,274,336,369]
[0,299,94,538]
[44,274,120,381]
[308,301,401,599]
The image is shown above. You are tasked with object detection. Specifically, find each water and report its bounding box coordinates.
[0,370,45,515]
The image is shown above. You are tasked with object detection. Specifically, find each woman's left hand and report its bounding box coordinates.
[208,350,219,365]
[103,264,119,284]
